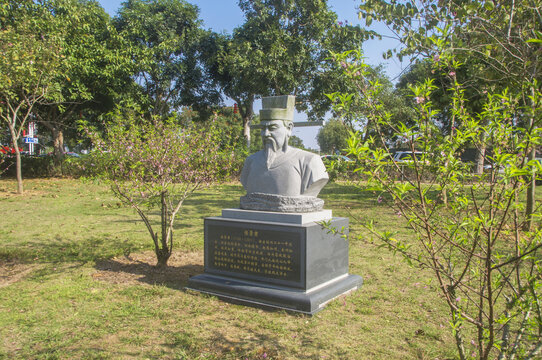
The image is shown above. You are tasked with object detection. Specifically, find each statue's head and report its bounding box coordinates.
[259,95,295,153]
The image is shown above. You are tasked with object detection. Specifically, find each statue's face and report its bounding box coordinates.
[261,120,292,151]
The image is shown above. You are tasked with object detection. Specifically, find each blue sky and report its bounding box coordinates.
[97,0,405,150]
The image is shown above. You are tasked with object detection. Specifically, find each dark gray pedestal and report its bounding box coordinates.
[187,216,362,315]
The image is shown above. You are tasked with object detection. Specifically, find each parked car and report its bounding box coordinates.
[393,151,424,163]
[321,155,353,162]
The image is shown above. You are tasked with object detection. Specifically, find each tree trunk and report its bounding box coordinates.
[155,191,171,268]
[475,145,486,175]
[243,115,252,149]
[524,86,537,231]
[155,249,170,268]
[52,127,64,169]
[237,94,255,149]
[7,123,23,194]
[13,140,23,194]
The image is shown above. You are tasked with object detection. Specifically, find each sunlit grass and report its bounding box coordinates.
[0,178,459,359]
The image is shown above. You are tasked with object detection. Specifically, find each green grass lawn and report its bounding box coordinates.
[0,178,458,359]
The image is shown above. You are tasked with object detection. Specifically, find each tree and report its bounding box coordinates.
[31,0,134,169]
[0,0,62,193]
[358,0,542,228]
[212,0,370,148]
[327,50,415,146]
[329,50,542,360]
[288,135,305,149]
[114,0,220,119]
[317,118,350,154]
[83,111,234,267]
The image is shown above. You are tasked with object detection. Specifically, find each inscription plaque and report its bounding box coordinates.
[205,220,305,288]
[208,226,301,282]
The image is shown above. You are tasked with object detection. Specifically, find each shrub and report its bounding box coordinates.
[83,112,235,267]
[328,49,542,359]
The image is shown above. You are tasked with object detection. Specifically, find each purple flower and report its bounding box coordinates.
[340,62,348,69]
[433,54,440,62]
[262,353,267,359]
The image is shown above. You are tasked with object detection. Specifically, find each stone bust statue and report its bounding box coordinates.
[240,95,329,212]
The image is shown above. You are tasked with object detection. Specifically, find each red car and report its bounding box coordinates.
[0,145,22,154]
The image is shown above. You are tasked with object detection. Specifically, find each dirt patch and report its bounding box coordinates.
[0,262,42,288]
[93,251,204,289]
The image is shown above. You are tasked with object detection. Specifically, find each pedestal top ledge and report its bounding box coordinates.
[221,208,332,225]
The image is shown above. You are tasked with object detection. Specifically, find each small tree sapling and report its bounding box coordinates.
[84,111,234,267]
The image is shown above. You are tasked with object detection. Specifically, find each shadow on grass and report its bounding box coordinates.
[94,256,203,290]
[0,235,133,265]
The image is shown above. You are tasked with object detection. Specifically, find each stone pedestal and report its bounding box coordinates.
[186,209,362,315]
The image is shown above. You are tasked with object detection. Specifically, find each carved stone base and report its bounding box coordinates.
[240,192,324,213]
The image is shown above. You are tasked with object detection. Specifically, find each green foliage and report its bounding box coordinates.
[0,1,62,101]
[30,0,135,167]
[82,109,235,267]
[211,0,372,146]
[114,0,219,118]
[358,0,542,103]
[321,156,356,182]
[330,48,542,359]
[0,0,64,193]
[325,49,415,145]
[1,155,53,178]
[288,135,304,149]
[317,118,350,154]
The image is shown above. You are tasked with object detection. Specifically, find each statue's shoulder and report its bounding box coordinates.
[245,150,264,163]
[289,147,320,162]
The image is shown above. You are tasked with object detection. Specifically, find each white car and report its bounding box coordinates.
[393,151,424,163]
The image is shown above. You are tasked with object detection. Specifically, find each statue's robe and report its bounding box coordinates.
[240,147,328,197]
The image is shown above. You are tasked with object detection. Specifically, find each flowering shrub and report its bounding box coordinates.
[328,49,542,359]
[83,112,235,267]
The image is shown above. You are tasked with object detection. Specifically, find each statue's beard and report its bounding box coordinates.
[264,139,278,169]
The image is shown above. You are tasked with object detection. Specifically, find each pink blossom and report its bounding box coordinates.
[415,96,425,104]
[449,71,456,77]
[433,54,440,62]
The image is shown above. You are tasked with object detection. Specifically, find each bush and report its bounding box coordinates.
[82,112,236,267]
[1,155,54,178]
[329,49,542,359]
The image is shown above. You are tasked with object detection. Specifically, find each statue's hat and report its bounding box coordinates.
[260,95,295,122]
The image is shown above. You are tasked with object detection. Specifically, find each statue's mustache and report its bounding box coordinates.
[264,137,277,151]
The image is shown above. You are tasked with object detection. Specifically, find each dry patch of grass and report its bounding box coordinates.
[93,250,203,288]
[0,262,44,288]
